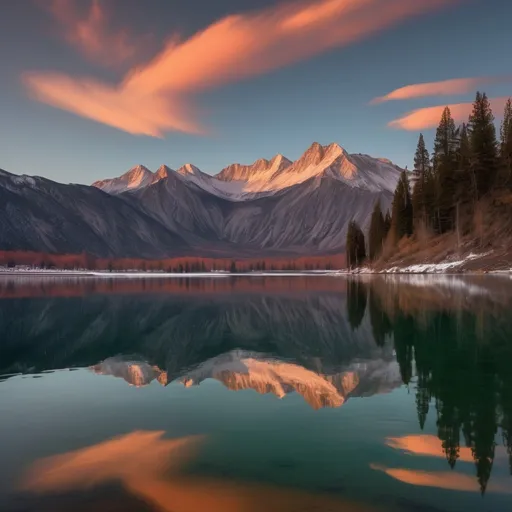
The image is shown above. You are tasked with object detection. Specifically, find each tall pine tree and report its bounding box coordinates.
[346,220,367,268]
[433,107,458,233]
[368,200,386,261]
[384,210,392,236]
[412,133,431,225]
[453,123,476,232]
[499,98,512,189]
[391,171,413,240]
[469,92,498,198]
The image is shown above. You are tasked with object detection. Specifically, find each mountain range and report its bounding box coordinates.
[0,142,402,258]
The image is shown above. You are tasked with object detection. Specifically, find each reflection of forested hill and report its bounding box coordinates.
[346,275,512,495]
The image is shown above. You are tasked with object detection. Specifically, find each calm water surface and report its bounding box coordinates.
[1,274,512,512]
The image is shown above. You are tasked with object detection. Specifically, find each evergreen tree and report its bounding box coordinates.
[414,133,430,176]
[368,286,392,347]
[423,168,438,229]
[347,279,367,330]
[391,171,413,240]
[469,92,498,197]
[433,107,458,233]
[346,221,356,268]
[368,200,386,260]
[450,122,476,234]
[384,210,392,236]
[346,220,366,268]
[393,314,415,385]
[416,382,430,430]
[356,225,366,266]
[499,98,512,189]
[457,123,475,202]
[412,133,431,225]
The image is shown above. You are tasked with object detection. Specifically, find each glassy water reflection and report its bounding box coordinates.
[1,274,512,511]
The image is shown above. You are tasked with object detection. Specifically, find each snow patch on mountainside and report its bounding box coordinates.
[176,163,247,199]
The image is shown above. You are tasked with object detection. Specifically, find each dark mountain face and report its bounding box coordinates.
[124,174,391,255]
[0,143,400,258]
[0,170,188,258]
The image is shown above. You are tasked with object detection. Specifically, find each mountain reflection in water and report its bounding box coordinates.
[91,351,401,410]
[1,274,512,510]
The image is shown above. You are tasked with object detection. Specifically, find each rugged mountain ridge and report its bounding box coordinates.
[0,143,402,258]
[93,142,401,199]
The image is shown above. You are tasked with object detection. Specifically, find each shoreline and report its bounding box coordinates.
[0,270,338,278]
[0,269,510,278]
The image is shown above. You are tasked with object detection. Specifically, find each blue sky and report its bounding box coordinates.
[1,0,511,184]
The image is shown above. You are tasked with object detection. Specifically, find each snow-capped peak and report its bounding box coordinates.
[269,153,290,167]
[125,165,152,182]
[177,163,202,176]
[155,165,173,180]
[92,165,154,194]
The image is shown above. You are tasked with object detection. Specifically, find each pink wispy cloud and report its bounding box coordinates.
[388,97,510,131]
[44,0,143,67]
[26,0,464,137]
[371,76,512,104]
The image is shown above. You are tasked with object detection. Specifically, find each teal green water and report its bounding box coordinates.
[0,275,512,511]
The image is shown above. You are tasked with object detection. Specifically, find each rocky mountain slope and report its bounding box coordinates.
[0,168,188,258]
[0,142,402,258]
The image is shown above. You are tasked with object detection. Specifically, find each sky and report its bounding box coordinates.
[1,0,511,185]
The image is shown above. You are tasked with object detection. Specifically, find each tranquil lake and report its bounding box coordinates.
[1,274,512,512]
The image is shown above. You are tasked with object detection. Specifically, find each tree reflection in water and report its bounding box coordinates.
[347,275,512,494]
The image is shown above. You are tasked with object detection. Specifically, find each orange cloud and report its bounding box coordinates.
[386,435,474,462]
[371,76,511,104]
[21,431,203,491]
[386,434,508,463]
[21,430,371,512]
[370,464,512,494]
[388,97,510,130]
[44,0,142,67]
[23,72,201,137]
[25,0,464,137]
